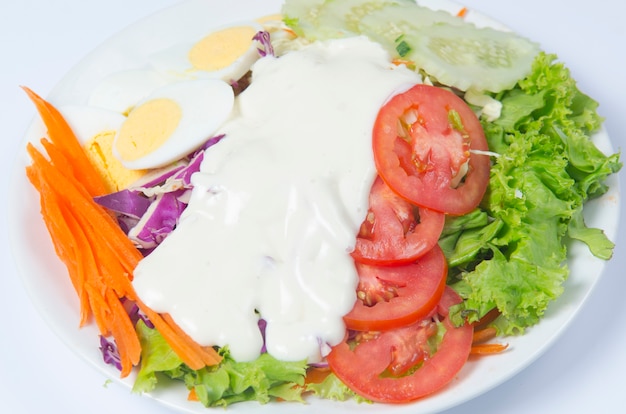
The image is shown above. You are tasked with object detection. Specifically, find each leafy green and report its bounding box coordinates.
[132,321,309,407]
[306,373,370,403]
[447,52,621,335]
[133,320,186,393]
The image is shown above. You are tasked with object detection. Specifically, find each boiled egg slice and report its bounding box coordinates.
[113,78,234,170]
[57,105,148,192]
[147,21,264,83]
[87,68,170,115]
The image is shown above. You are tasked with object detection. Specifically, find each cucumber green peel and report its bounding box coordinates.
[282,0,541,93]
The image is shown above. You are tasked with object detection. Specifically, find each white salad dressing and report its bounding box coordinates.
[132,36,421,363]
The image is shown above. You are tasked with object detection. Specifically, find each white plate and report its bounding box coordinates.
[7,0,621,413]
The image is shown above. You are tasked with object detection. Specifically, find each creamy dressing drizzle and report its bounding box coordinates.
[132,36,421,363]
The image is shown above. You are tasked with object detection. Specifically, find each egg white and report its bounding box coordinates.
[58,105,126,144]
[112,78,235,170]
[146,20,264,84]
[87,69,171,115]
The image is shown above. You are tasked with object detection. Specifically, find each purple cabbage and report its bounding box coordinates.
[123,298,155,329]
[253,30,275,57]
[258,318,267,354]
[132,160,188,189]
[194,133,225,155]
[99,335,122,371]
[93,189,151,219]
[128,189,188,249]
[94,134,226,252]
[171,150,204,187]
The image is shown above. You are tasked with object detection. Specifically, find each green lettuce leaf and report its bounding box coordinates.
[133,320,185,393]
[448,52,621,334]
[185,350,308,407]
[132,321,309,407]
[305,373,371,403]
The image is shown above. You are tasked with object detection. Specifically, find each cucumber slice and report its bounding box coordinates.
[403,24,540,92]
[357,3,465,58]
[281,0,326,39]
[315,0,415,39]
[281,0,541,93]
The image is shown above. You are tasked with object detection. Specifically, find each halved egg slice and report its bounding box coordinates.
[113,78,234,170]
[147,21,264,83]
[87,68,170,115]
[57,105,148,192]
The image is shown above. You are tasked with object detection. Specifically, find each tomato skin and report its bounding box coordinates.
[373,84,490,216]
[327,287,473,403]
[351,176,445,265]
[343,245,447,331]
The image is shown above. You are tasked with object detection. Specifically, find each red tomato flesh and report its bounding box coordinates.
[351,176,445,265]
[373,84,491,216]
[328,287,473,403]
[343,245,447,331]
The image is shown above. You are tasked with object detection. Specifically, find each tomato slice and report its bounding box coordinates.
[351,176,445,265]
[327,287,473,403]
[373,84,490,216]
[344,245,447,331]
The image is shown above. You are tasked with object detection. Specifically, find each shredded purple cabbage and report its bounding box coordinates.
[126,301,155,329]
[253,31,275,57]
[94,189,151,219]
[194,133,225,155]
[258,318,268,354]
[128,190,187,249]
[116,215,140,235]
[99,335,122,371]
[94,134,227,251]
[133,161,188,189]
[171,151,204,187]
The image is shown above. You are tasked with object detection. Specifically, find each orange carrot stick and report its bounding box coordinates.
[27,140,142,269]
[187,388,199,401]
[21,86,108,197]
[472,326,498,344]
[162,313,222,366]
[26,150,91,325]
[132,301,208,370]
[106,289,142,376]
[305,367,332,385]
[470,343,509,355]
[25,89,224,379]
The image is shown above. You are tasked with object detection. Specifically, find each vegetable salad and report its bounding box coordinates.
[23,0,621,408]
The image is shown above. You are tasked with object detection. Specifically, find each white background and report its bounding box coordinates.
[1,1,624,413]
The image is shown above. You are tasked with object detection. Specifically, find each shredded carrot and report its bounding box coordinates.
[21,86,109,197]
[472,326,498,344]
[23,88,221,377]
[26,164,91,326]
[470,343,509,355]
[282,27,297,38]
[456,7,468,18]
[162,313,222,367]
[131,300,218,370]
[391,58,415,68]
[471,318,508,355]
[472,307,501,330]
[106,289,142,376]
[188,388,199,401]
[305,366,332,385]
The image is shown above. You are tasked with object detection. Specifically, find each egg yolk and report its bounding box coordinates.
[116,98,182,162]
[188,26,258,72]
[85,131,147,192]
[255,13,283,25]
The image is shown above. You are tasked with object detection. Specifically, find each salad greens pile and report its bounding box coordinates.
[443,52,621,334]
[132,320,361,406]
[106,0,621,407]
